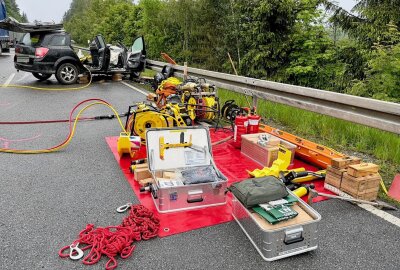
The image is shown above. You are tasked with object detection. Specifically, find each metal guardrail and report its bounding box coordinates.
[146,60,400,134]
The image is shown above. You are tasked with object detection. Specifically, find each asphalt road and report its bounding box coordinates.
[1,51,399,270]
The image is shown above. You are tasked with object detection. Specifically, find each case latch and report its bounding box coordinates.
[284,227,304,245]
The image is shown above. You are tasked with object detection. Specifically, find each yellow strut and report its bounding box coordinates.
[159,132,192,160]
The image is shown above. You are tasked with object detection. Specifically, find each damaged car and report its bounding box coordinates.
[0,17,146,84]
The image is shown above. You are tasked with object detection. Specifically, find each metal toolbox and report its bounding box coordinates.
[232,191,321,261]
[146,126,227,213]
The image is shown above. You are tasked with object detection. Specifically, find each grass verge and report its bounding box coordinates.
[218,88,400,203]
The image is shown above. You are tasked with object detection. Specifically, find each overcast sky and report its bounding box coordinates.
[15,0,357,23]
[16,0,72,23]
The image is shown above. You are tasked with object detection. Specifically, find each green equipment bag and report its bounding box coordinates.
[227,176,289,208]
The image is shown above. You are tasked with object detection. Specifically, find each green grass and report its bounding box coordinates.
[141,68,157,78]
[218,88,400,199]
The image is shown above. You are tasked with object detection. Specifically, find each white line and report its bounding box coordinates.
[120,81,149,96]
[358,204,400,227]
[3,73,15,87]
[16,73,29,82]
[324,183,400,228]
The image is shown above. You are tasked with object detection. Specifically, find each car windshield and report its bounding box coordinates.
[20,33,43,46]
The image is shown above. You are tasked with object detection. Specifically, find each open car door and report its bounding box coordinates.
[127,36,146,74]
[89,35,110,71]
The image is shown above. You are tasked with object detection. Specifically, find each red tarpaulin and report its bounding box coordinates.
[106,129,331,237]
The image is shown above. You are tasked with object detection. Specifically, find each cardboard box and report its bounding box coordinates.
[340,173,381,201]
[347,163,379,177]
[331,156,361,169]
[241,133,280,147]
[241,138,279,167]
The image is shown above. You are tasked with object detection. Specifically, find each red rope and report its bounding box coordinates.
[59,205,159,270]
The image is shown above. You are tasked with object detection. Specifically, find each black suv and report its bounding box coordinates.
[0,18,146,84]
[15,31,80,84]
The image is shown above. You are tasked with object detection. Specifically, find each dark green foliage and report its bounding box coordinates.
[4,0,27,22]
[61,0,400,103]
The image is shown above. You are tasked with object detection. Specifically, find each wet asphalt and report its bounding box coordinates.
[0,51,399,270]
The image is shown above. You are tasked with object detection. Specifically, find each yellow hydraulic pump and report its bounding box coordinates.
[117,132,141,158]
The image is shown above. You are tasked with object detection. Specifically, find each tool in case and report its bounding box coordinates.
[145,127,228,213]
[232,190,321,261]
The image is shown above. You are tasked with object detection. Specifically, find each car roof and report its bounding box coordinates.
[0,17,63,33]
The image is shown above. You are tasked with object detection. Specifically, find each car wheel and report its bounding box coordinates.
[56,63,79,85]
[32,73,52,81]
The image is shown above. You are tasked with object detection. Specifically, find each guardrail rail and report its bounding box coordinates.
[146,60,400,134]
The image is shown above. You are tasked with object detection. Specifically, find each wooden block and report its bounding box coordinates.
[327,165,346,175]
[340,173,381,201]
[78,76,89,84]
[147,93,157,101]
[347,163,379,177]
[155,171,163,178]
[325,170,343,188]
[112,73,123,81]
[139,177,155,186]
[332,156,361,169]
[134,163,148,170]
[325,165,346,188]
[134,168,152,181]
[163,171,176,179]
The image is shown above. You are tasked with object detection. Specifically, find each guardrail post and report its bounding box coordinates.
[252,96,258,110]
[184,62,188,81]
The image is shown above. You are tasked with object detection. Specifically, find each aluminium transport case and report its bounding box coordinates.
[146,126,227,213]
[232,191,321,261]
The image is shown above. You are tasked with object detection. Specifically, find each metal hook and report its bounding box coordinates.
[116,203,132,213]
[69,243,84,260]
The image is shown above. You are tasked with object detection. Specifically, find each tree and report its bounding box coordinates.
[234,0,299,78]
[4,0,27,22]
[323,0,400,46]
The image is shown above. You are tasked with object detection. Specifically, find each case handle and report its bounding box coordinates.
[284,227,304,245]
[187,197,204,203]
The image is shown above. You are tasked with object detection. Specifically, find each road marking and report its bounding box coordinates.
[16,73,29,82]
[358,204,400,228]
[324,183,400,228]
[3,73,15,87]
[120,81,148,96]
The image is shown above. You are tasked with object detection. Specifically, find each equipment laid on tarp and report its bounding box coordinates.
[143,126,228,213]
[124,102,191,140]
[260,124,344,168]
[153,76,220,122]
[232,187,321,261]
[227,176,288,208]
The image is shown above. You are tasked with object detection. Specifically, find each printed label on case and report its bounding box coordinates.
[184,150,206,165]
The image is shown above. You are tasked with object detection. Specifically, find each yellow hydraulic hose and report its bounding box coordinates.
[0,102,126,154]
